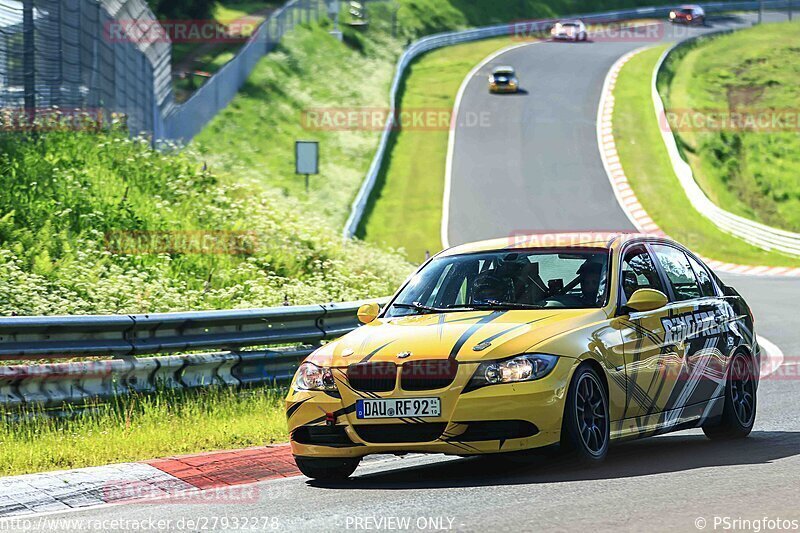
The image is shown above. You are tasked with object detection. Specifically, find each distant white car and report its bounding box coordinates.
[669,5,706,24]
[551,20,587,41]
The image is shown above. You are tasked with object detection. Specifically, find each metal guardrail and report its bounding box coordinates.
[0,298,388,409]
[653,30,800,257]
[342,0,791,239]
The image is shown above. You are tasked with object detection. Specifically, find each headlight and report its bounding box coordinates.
[467,354,558,391]
[293,362,337,391]
[669,11,676,18]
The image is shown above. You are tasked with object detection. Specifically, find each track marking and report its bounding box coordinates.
[758,335,785,377]
[441,40,542,249]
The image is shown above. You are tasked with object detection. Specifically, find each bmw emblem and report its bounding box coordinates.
[397,351,412,359]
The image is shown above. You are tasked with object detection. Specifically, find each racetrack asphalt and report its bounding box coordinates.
[19,12,800,533]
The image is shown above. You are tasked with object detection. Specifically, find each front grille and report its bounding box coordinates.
[352,423,447,443]
[347,362,397,392]
[400,360,458,390]
[292,425,355,447]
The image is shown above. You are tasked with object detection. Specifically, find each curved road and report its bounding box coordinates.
[33,12,799,533]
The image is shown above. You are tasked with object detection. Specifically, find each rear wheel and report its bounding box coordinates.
[702,352,756,440]
[294,456,360,480]
[562,365,610,464]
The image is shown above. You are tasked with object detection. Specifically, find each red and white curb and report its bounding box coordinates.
[0,445,300,518]
[596,48,800,277]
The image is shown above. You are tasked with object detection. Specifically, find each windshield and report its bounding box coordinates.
[385,248,610,317]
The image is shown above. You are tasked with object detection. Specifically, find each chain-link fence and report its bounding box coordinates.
[160,0,326,143]
[0,0,328,141]
[0,0,171,135]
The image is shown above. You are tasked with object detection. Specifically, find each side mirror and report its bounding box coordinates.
[357,303,380,324]
[624,289,668,313]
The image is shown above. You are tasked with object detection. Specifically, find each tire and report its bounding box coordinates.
[703,352,757,440]
[561,365,610,464]
[294,456,360,480]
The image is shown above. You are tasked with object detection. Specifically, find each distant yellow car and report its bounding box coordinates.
[287,233,759,480]
[488,66,519,93]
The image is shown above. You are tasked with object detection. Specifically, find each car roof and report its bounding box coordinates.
[437,232,671,257]
[559,19,582,24]
[492,66,515,73]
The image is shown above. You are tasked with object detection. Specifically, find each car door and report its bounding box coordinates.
[650,244,725,422]
[614,243,683,430]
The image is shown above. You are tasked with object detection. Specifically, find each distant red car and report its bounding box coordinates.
[669,4,706,24]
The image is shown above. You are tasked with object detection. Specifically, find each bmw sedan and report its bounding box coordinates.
[286,233,759,480]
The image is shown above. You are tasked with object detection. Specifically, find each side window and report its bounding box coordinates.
[651,245,701,301]
[620,245,665,301]
[687,254,716,297]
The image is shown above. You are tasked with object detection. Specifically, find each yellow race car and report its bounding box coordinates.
[488,66,519,93]
[286,233,759,480]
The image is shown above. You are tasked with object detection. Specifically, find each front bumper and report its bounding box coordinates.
[489,84,519,93]
[286,357,577,458]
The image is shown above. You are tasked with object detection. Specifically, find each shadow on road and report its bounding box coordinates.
[309,431,800,489]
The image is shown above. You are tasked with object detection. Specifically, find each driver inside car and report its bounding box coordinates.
[577,260,604,306]
[471,270,515,305]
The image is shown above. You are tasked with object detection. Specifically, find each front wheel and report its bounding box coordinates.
[562,365,610,464]
[294,456,360,480]
[703,352,757,440]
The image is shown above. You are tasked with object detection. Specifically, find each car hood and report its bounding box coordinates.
[306,309,606,367]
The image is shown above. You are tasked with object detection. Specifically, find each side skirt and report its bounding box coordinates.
[610,396,725,442]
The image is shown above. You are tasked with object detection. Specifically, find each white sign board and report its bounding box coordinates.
[295,141,319,175]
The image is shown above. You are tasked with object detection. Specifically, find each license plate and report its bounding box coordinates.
[356,398,440,419]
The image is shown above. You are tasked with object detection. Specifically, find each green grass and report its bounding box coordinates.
[213,1,274,23]
[192,19,403,226]
[0,126,412,315]
[0,386,288,476]
[664,20,800,233]
[357,36,519,262]
[613,46,798,267]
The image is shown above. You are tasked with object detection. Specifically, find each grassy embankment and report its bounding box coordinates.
[663,20,800,233]
[613,45,797,267]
